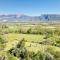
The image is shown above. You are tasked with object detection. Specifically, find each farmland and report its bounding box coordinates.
[0,23,60,60]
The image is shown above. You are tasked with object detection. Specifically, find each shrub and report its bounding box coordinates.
[27,28,31,34]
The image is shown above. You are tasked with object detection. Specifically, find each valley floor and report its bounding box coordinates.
[0,23,60,60]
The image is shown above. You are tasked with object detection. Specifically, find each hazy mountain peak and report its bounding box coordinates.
[0,14,60,23]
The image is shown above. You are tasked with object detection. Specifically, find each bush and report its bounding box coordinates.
[27,28,31,34]
[0,36,5,44]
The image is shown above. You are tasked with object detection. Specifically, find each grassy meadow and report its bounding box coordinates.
[0,23,60,60]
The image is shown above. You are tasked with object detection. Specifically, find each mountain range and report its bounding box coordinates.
[0,14,60,23]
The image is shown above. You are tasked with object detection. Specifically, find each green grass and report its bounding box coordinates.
[0,23,60,60]
[3,33,45,42]
[2,33,44,51]
[2,33,60,53]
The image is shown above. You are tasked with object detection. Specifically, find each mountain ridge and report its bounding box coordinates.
[0,14,60,23]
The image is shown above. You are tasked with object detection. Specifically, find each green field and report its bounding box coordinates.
[0,23,60,60]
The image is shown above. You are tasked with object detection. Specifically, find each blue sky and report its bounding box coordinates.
[0,0,60,16]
